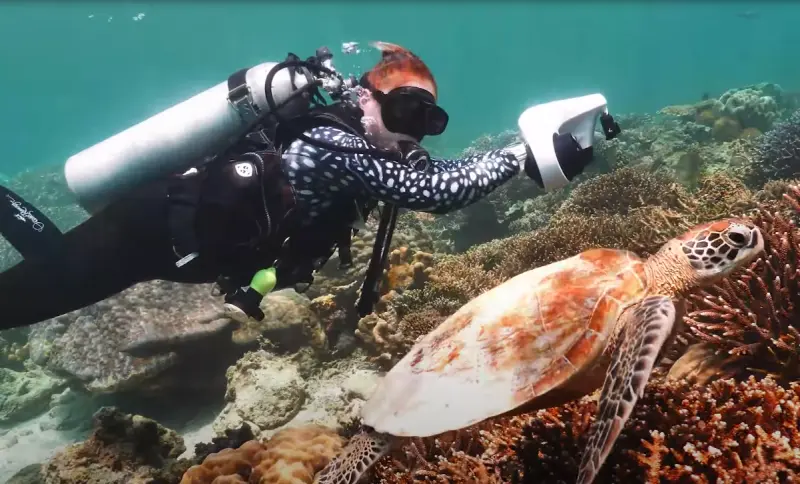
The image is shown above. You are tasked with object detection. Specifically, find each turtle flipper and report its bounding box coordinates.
[313,429,393,484]
[576,295,676,484]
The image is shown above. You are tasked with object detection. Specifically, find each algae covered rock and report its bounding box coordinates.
[0,367,66,425]
[40,406,188,484]
[232,288,326,352]
[212,350,307,437]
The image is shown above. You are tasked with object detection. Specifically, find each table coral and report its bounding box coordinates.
[180,425,344,484]
[27,280,236,394]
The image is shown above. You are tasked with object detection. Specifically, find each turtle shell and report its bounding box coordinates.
[361,248,650,437]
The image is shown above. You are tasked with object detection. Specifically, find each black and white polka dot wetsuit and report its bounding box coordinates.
[282,126,521,226]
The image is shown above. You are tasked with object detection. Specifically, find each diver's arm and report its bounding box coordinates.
[291,127,521,214]
[426,147,524,174]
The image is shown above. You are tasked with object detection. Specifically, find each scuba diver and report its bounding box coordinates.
[0,41,621,336]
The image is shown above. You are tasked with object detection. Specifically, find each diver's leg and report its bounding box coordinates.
[0,195,169,329]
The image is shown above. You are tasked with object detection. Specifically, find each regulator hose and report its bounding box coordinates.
[263,60,404,162]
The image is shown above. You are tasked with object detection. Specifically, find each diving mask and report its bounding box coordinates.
[360,75,449,141]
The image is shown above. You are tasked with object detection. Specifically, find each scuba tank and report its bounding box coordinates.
[64,47,357,214]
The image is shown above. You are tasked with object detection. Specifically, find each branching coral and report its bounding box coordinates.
[360,378,800,484]
[367,377,800,483]
[750,108,800,186]
[511,376,800,483]
[682,184,800,382]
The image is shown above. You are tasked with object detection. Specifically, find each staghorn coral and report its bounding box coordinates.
[682,184,800,382]
[180,425,344,484]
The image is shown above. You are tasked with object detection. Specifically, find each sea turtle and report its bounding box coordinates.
[313,218,765,484]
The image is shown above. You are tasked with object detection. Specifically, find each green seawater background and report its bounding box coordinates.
[0,1,798,175]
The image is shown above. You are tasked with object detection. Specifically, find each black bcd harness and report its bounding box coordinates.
[167,64,397,318]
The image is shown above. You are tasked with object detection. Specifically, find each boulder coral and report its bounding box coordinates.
[180,425,344,484]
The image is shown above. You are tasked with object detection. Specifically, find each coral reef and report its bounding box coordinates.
[681,183,800,383]
[26,281,229,393]
[367,377,800,483]
[0,366,66,425]
[750,108,800,186]
[180,425,344,484]
[366,166,710,366]
[307,210,438,300]
[40,406,188,483]
[25,281,322,395]
[711,82,786,132]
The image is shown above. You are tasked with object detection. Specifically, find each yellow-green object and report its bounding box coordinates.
[249,267,277,296]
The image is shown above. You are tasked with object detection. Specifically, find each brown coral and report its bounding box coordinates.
[683,184,800,382]
[180,425,344,484]
[368,377,800,483]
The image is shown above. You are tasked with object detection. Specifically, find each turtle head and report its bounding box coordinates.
[673,218,764,286]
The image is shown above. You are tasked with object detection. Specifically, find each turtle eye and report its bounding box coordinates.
[726,230,747,247]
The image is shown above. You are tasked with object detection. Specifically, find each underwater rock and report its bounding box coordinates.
[5,463,44,484]
[27,280,226,394]
[231,288,326,353]
[40,406,188,484]
[25,278,313,395]
[711,115,742,141]
[212,349,380,441]
[0,366,67,425]
[212,351,307,437]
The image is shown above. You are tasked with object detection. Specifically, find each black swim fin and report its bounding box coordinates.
[0,184,64,261]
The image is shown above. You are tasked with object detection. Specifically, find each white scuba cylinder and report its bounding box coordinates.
[517,93,610,192]
[64,62,313,214]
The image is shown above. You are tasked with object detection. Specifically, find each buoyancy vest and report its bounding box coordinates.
[166,100,379,294]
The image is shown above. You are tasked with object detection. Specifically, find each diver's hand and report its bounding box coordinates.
[120,308,235,358]
[504,142,532,172]
[223,287,266,324]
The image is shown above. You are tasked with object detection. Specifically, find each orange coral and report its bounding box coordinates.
[180,425,344,484]
[383,246,433,294]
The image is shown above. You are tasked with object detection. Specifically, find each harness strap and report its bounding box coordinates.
[166,173,205,266]
[227,68,260,125]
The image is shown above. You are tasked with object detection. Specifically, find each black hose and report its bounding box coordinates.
[263,60,404,162]
[356,203,399,318]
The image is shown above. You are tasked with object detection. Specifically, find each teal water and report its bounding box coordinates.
[1,1,798,175]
